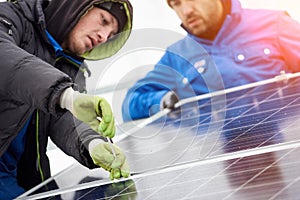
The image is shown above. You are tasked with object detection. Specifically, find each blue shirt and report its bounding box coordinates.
[0,116,31,199]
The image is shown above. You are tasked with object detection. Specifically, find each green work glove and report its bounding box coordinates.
[60,87,115,138]
[89,139,130,180]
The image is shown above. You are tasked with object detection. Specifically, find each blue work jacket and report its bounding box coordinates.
[122,0,300,121]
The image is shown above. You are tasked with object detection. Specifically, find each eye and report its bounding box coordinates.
[169,0,180,7]
[100,14,109,25]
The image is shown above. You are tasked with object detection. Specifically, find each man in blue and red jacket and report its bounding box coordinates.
[122,0,300,121]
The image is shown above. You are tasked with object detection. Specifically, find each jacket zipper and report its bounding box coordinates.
[0,18,13,36]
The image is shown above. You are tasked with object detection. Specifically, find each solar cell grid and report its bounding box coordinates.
[17,75,300,200]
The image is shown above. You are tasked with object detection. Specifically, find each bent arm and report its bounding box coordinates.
[122,58,180,121]
[49,111,107,169]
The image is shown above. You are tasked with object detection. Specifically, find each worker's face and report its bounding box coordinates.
[169,0,223,39]
[62,7,119,55]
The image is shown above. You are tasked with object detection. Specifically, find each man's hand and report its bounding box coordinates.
[160,91,179,110]
[73,94,115,138]
[89,140,130,180]
[60,87,115,138]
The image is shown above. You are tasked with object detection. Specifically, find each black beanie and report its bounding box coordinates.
[95,2,127,33]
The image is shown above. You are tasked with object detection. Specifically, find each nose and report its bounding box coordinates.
[96,29,110,44]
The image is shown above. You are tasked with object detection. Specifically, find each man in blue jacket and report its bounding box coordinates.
[122,0,300,121]
[0,0,133,199]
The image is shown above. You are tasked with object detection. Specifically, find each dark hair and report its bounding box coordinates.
[95,2,127,33]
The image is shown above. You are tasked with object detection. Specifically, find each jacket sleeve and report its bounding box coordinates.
[48,59,102,168]
[122,52,182,122]
[277,11,300,72]
[0,12,73,116]
[49,111,108,169]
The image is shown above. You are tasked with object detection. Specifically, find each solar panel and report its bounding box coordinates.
[17,73,300,200]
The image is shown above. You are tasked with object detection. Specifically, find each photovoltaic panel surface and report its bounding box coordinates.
[17,74,300,200]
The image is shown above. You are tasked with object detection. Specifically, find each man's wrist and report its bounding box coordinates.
[59,87,79,112]
[88,139,106,153]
